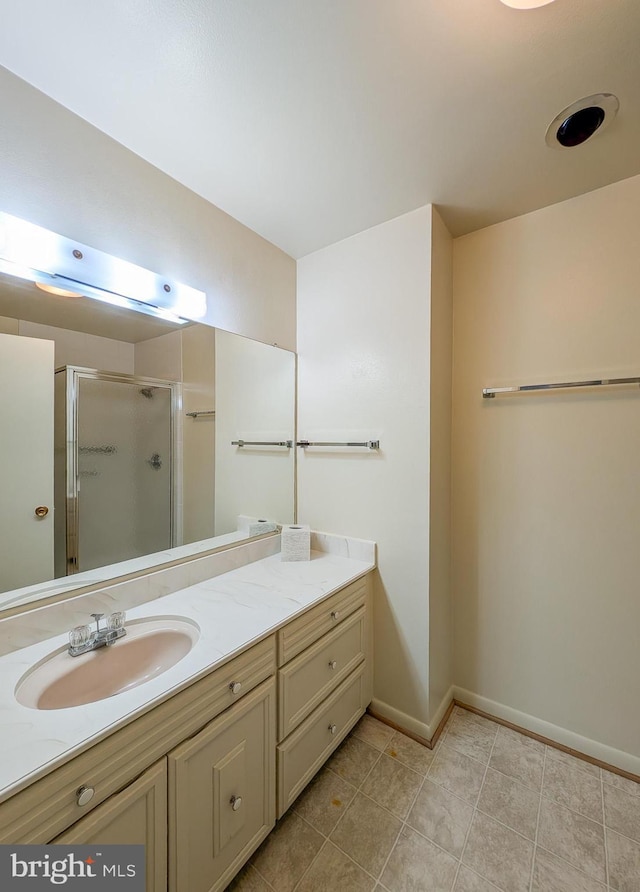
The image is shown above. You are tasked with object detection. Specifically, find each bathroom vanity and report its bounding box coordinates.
[0,534,374,892]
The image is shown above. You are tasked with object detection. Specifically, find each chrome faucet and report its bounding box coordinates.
[68,611,127,657]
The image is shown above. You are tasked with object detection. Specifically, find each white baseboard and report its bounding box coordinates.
[371,685,454,742]
[454,686,640,777]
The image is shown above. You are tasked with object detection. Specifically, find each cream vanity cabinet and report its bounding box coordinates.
[276,573,373,816]
[0,571,373,891]
[0,636,276,892]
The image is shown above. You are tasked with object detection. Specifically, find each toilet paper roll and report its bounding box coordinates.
[248,519,278,537]
[281,524,311,562]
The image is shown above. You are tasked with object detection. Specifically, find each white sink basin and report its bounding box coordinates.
[15,617,200,710]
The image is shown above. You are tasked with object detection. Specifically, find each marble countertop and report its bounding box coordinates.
[0,542,375,803]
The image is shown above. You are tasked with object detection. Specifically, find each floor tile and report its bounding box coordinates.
[537,797,606,883]
[225,863,273,891]
[477,767,540,839]
[488,726,545,791]
[327,735,380,787]
[407,778,473,858]
[293,767,357,836]
[462,811,533,892]
[603,770,640,798]
[330,792,402,876]
[451,706,497,732]
[444,711,498,763]
[380,825,458,892]
[250,812,323,892]
[296,842,375,892]
[453,867,502,891]
[361,753,423,819]
[352,715,396,751]
[545,745,601,778]
[604,781,640,842]
[385,731,436,775]
[428,743,486,804]
[606,828,640,892]
[531,847,606,892]
[542,754,603,822]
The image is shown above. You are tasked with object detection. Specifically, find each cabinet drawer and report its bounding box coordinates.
[0,635,275,844]
[169,678,275,892]
[277,575,370,666]
[276,664,366,817]
[53,760,167,892]
[278,607,366,740]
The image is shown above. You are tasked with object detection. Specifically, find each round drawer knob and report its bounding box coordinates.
[328,723,337,735]
[330,610,339,621]
[229,681,242,695]
[230,795,243,811]
[328,660,337,670]
[76,785,95,807]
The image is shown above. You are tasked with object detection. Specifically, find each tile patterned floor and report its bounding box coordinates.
[227,707,640,892]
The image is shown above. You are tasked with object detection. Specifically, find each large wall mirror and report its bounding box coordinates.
[0,234,296,613]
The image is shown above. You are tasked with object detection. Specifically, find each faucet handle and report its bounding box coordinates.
[107,611,126,631]
[90,613,104,622]
[69,625,91,649]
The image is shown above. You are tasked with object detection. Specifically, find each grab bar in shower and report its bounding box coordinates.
[186,410,216,418]
[232,439,294,447]
[483,375,640,399]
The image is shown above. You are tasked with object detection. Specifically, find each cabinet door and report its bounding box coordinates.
[168,678,275,892]
[53,759,167,892]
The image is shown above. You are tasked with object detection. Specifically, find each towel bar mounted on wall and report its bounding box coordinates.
[186,410,215,417]
[296,440,380,449]
[231,439,293,447]
[483,376,640,399]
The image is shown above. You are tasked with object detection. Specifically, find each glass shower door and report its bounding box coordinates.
[76,374,174,572]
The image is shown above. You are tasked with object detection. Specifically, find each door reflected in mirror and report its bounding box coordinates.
[0,269,295,608]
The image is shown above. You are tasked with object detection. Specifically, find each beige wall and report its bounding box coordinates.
[181,326,217,544]
[214,330,295,534]
[429,209,453,722]
[452,174,640,769]
[20,321,135,373]
[298,206,445,737]
[0,67,296,350]
[134,331,183,382]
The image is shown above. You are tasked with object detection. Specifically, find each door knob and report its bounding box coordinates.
[230,795,243,811]
[35,506,49,518]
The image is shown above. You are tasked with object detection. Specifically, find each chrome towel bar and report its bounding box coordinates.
[483,376,640,399]
[232,439,293,447]
[297,440,380,449]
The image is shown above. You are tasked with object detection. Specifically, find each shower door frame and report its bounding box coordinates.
[62,366,182,575]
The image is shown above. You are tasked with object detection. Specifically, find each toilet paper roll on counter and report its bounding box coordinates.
[248,519,278,537]
[281,524,311,561]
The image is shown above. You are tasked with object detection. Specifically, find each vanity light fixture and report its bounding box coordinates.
[35,282,83,299]
[0,212,206,324]
[499,0,556,8]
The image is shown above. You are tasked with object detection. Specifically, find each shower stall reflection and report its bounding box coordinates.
[54,367,179,576]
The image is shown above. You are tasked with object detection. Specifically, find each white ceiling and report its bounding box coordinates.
[0,0,638,258]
